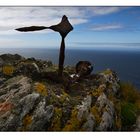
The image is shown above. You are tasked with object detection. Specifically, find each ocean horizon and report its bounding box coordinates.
[0,47,140,90]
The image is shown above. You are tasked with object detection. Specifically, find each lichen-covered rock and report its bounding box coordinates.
[18,93,40,119]
[82,113,95,131]
[0,65,120,131]
[0,76,32,131]
[98,111,114,131]
[77,95,92,120]
[0,53,138,131]
[16,62,40,78]
[0,54,25,65]
[99,69,120,95]
[29,101,54,131]
[0,76,32,101]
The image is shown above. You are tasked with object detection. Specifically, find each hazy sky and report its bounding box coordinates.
[0,7,140,49]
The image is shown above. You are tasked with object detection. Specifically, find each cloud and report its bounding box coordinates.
[0,7,125,35]
[91,23,123,31]
[89,7,123,16]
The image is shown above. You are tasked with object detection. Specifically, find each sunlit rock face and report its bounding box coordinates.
[0,54,139,131]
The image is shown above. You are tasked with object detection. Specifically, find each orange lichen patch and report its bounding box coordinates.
[34,83,48,96]
[23,114,32,130]
[0,102,13,113]
[2,65,14,76]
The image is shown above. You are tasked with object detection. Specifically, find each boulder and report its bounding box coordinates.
[16,62,40,78]
[0,54,25,65]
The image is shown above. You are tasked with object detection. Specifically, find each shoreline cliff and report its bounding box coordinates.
[0,54,139,131]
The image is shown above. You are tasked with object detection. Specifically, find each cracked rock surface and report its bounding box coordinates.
[0,54,139,131]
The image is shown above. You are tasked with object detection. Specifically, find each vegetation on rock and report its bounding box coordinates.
[0,54,139,131]
[2,65,14,76]
[34,82,48,96]
[120,82,140,130]
[23,114,33,131]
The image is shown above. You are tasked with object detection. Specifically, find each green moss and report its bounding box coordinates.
[121,102,137,127]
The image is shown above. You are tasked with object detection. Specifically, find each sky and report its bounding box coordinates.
[0,6,140,50]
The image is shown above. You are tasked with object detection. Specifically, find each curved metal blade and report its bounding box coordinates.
[49,15,73,38]
[15,26,48,32]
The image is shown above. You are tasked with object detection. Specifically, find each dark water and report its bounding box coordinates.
[0,48,140,89]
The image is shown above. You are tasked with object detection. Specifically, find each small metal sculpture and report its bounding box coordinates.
[16,15,73,76]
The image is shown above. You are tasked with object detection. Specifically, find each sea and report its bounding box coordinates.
[0,47,140,90]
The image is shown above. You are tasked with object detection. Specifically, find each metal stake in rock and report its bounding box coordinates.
[15,15,73,76]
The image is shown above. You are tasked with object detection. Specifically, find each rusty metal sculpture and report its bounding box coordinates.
[15,15,73,76]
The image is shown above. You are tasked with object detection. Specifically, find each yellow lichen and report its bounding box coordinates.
[60,91,69,103]
[34,83,48,96]
[90,106,101,125]
[92,87,104,97]
[2,65,14,76]
[103,69,112,75]
[50,107,62,131]
[63,107,81,131]
[23,114,32,131]
[49,93,58,104]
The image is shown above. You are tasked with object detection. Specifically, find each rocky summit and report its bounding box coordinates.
[0,54,139,131]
